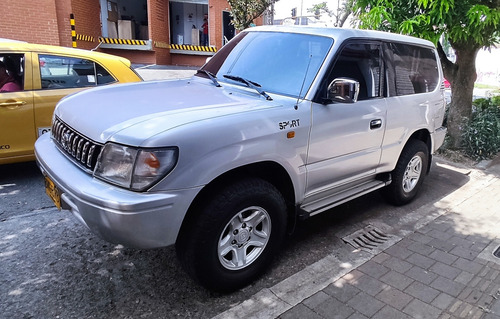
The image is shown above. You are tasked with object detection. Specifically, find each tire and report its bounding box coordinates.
[383,140,429,206]
[176,178,287,292]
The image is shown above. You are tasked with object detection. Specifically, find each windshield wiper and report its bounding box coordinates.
[223,74,272,101]
[197,69,221,87]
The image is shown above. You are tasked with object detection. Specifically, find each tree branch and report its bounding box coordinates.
[437,41,456,81]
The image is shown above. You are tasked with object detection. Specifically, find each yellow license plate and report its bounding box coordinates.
[45,176,61,210]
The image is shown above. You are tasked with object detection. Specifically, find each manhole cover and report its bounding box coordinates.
[342,225,391,251]
[494,246,500,258]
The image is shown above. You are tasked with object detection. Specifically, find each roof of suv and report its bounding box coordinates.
[246,26,435,48]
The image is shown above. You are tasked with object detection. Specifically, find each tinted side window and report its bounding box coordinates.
[39,55,115,89]
[0,54,24,91]
[387,43,439,96]
[96,63,114,85]
[326,43,382,101]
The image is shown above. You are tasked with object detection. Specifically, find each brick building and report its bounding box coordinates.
[1,0,265,66]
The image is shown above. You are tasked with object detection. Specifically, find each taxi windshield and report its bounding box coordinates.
[199,31,333,99]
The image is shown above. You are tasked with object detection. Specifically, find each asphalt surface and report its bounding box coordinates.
[2,154,494,318]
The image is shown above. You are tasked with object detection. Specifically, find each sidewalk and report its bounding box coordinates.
[214,159,500,319]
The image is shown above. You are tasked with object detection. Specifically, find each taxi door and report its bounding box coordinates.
[0,52,35,164]
[31,53,89,139]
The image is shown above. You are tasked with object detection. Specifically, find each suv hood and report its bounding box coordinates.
[55,78,281,145]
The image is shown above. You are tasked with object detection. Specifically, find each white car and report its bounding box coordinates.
[35,26,447,292]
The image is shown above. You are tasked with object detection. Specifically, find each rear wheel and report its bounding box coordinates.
[176,178,287,292]
[384,140,429,206]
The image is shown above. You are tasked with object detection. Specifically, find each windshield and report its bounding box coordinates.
[199,31,333,99]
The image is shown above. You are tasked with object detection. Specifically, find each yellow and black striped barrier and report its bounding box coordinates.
[70,14,76,48]
[76,34,94,42]
[169,44,217,52]
[99,37,147,45]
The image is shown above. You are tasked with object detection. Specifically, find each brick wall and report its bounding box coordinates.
[1,0,60,45]
[103,49,157,64]
[209,0,231,49]
[1,0,265,66]
[149,0,171,65]
[208,0,264,49]
[55,0,73,47]
[71,0,102,50]
[171,54,207,67]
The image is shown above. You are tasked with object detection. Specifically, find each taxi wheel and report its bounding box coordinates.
[384,140,429,206]
[176,178,287,292]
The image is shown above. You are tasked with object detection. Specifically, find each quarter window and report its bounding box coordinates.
[386,43,439,96]
[39,55,115,89]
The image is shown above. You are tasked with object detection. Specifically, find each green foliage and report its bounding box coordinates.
[227,0,278,30]
[462,98,500,160]
[308,2,331,16]
[308,0,355,26]
[355,0,500,48]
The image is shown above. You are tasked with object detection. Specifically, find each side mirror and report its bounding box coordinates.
[327,78,360,103]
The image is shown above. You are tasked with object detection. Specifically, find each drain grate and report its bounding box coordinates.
[494,246,500,258]
[343,225,391,251]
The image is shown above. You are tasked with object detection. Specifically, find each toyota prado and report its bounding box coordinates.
[35,26,447,292]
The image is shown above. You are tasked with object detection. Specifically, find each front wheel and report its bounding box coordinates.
[383,140,429,206]
[176,178,287,292]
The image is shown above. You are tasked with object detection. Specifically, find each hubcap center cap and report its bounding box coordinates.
[236,228,250,244]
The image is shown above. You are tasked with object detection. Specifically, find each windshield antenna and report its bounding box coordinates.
[295,54,312,110]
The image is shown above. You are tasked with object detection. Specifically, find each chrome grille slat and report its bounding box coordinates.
[81,142,90,164]
[76,139,84,160]
[51,117,102,171]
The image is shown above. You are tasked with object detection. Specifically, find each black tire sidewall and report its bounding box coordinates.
[180,178,287,292]
[386,140,429,205]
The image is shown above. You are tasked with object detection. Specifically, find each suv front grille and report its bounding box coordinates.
[52,117,102,171]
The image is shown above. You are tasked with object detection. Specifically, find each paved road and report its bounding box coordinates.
[0,155,481,318]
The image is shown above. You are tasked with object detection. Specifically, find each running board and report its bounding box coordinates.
[300,179,390,218]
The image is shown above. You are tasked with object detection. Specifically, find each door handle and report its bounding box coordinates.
[370,119,382,129]
[0,101,27,107]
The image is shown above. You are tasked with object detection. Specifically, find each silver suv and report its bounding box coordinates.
[35,26,447,292]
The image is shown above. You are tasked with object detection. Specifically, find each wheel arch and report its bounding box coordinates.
[405,128,432,174]
[176,161,297,242]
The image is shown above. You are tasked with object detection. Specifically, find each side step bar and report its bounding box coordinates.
[299,178,391,219]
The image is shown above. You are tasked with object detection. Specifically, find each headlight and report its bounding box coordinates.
[94,143,178,191]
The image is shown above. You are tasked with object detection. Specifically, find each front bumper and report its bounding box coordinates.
[35,133,201,249]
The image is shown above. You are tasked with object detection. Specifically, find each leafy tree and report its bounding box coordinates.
[308,1,355,27]
[227,0,279,30]
[355,0,500,148]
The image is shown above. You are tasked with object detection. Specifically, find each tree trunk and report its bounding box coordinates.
[441,46,479,149]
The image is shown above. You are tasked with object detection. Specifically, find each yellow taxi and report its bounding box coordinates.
[0,40,142,164]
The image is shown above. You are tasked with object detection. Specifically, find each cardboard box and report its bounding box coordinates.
[191,28,199,45]
[118,20,135,39]
[107,20,118,38]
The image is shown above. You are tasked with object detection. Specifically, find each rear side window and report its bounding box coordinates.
[39,55,115,89]
[0,54,24,91]
[386,43,439,96]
